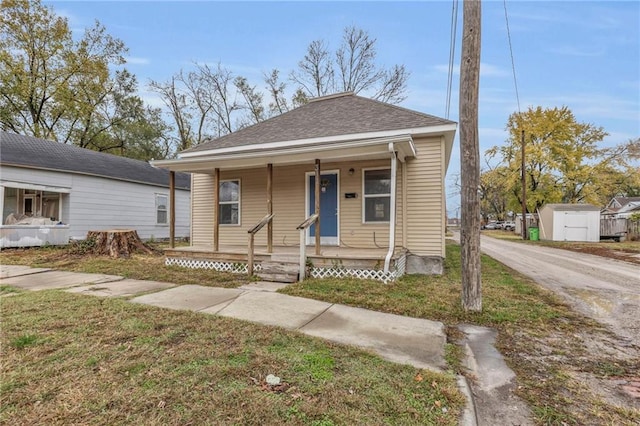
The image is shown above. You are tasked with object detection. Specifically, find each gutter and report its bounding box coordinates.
[384,144,398,273]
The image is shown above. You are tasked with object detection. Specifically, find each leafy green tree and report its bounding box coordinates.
[485,106,638,211]
[0,0,170,160]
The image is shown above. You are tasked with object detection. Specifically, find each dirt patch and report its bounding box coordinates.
[500,326,640,423]
[563,244,640,265]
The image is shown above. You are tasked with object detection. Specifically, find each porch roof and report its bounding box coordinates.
[151,134,418,173]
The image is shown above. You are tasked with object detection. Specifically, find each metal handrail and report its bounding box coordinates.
[247,214,274,275]
[296,213,319,281]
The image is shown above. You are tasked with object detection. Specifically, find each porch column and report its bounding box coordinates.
[169,171,175,248]
[314,159,321,255]
[267,163,273,253]
[384,146,398,272]
[213,168,220,252]
[0,186,4,224]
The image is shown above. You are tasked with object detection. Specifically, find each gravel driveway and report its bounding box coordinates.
[475,234,640,346]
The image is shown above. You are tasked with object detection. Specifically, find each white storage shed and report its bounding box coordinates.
[538,204,600,242]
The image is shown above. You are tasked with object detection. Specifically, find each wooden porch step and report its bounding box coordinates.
[257,260,299,283]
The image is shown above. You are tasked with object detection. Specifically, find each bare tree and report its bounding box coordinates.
[290,40,334,97]
[149,74,194,151]
[264,69,290,116]
[235,76,265,126]
[291,26,409,104]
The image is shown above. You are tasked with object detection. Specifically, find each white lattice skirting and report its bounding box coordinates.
[166,257,262,274]
[166,254,406,283]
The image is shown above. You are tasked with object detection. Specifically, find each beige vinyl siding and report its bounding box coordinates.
[190,159,404,250]
[191,174,215,247]
[405,136,445,257]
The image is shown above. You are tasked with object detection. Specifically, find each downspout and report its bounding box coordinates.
[384,144,398,273]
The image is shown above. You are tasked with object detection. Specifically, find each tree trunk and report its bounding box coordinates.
[86,229,155,258]
[459,0,482,312]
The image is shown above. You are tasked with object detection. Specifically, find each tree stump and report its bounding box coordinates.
[86,229,155,258]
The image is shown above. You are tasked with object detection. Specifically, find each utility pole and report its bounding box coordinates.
[459,0,482,311]
[521,129,528,240]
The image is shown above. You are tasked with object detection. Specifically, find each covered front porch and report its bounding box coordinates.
[153,134,416,282]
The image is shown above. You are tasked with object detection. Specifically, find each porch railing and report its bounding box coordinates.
[247,214,274,275]
[296,213,319,281]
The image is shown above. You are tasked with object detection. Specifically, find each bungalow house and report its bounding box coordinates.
[0,131,190,247]
[601,196,640,219]
[152,92,456,282]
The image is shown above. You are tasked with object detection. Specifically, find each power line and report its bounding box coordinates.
[445,0,459,119]
[503,0,521,114]
[503,0,528,239]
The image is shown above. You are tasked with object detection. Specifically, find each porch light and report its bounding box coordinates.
[320,178,331,193]
[349,168,355,176]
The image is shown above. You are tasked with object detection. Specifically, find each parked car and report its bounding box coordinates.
[483,221,499,230]
[503,221,516,231]
[494,221,505,229]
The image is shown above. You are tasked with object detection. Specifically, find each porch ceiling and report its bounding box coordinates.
[152,135,415,173]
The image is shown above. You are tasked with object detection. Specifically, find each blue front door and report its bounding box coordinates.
[308,173,338,245]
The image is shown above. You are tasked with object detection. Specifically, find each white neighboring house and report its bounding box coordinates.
[601,196,640,218]
[0,131,190,247]
[616,202,640,218]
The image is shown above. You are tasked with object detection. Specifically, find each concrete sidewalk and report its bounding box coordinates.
[6,264,539,424]
[0,264,446,372]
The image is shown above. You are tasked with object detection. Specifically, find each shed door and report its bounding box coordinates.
[563,212,589,241]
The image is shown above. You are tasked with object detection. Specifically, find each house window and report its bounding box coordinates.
[363,169,391,223]
[156,194,168,225]
[219,180,240,225]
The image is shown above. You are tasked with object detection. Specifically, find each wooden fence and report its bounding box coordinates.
[600,218,640,240]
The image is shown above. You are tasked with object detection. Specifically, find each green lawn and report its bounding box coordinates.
[1,290,464,425]
[1,242,638,424]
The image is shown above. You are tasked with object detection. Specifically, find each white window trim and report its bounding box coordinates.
[219,179,241,227]
[362,167,391,224]
[156,193,169,226]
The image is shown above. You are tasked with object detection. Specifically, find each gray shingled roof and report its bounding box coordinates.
[0,131,190,190]
[543,204,600,211]
[185,92,455,154]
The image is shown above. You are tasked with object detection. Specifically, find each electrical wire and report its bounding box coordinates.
[445,0,459,120]
[503,0,521,114]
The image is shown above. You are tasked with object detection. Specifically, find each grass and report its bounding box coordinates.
[0,242,246,287]
[280,242,640,425]
[2,241,639,424]
[1,290,465,425]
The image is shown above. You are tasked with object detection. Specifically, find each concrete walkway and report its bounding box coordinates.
[6,264,533,424]
[0,265,445,372]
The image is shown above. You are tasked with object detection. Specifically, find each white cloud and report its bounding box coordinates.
[125,56,150,65]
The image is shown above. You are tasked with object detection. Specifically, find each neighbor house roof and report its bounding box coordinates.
[183,92,456,155]
[542,203,600,211]
[606,196,640,211]
[0,131,190,190]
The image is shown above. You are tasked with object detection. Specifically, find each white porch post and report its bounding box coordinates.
[384,145,398,273]
[0,186,4,223]
[213,168,220,252]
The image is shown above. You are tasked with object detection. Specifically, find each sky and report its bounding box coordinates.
[47,0,640,215]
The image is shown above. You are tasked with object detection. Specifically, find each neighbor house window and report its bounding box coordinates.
[363,169,391,223]
[156,194,168,225]
[219,180,240,225]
